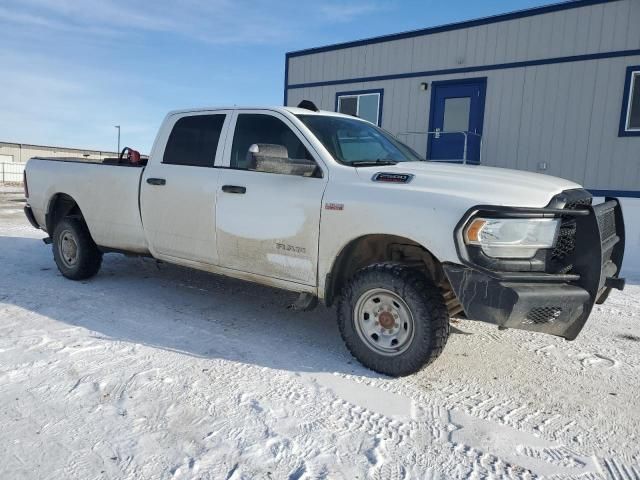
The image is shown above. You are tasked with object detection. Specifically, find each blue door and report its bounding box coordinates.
[427,78,486,164]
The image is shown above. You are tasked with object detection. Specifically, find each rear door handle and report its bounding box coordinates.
[146,178,166,186]
[222,185,246,194]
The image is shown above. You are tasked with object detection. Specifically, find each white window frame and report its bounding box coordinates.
[624,71,640,131]
[620,66,640,137]
[336,90,383,126]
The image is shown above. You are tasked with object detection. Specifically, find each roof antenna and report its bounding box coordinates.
[297,100,319,112]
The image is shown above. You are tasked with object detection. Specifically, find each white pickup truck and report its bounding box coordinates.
[24,102,626,376]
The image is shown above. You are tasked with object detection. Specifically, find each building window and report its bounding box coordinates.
[619,65,640,137]
[335,89,383,126]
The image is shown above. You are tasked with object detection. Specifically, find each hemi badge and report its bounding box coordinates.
[372,172,414,184]
[325,202,344,211]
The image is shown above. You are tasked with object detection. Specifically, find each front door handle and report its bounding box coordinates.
[146,178,166,186]
[222,185,246,194]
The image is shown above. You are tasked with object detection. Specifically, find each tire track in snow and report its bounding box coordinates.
[321,373,609,477]
[2,195,639,479]
[516,445,587,469]
[307,375,538,479]
[597,457,640,480]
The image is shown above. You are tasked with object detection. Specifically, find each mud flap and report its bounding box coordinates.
[24,205,39,229]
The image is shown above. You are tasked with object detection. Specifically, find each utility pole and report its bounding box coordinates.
[115,125,121,153]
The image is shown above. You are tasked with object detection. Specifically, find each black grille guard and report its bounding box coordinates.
[449,194,625,340]
[453,196,625,284]
[553,197,625,339]
[574,198,626,303]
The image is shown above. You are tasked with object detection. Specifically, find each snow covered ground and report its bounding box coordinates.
[1,185,639,479]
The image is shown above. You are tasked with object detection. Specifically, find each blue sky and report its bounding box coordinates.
[1,0,550,153]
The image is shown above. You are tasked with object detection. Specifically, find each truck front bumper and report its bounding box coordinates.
[444,265,595,339]
[445,196,625,340]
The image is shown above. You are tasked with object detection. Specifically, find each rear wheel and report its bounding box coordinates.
[52,217,102,280]
[337,263,449,376]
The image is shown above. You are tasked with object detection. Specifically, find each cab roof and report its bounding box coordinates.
[165,106,358,120]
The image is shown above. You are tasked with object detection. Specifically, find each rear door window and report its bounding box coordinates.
[163,114,226,167]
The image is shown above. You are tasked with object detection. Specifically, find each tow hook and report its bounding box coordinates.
[42,237,52,245]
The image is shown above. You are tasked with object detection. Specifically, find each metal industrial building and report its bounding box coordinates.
[0,142,118,183]
[0,141,116,164]
[284,0,640,272]
[284,0,639,197]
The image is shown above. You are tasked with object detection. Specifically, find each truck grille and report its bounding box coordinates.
[549,191,592,274]
[551,221,577,261]
[564,197,592,210]
[598,206,616,240]
[595,202,618,276]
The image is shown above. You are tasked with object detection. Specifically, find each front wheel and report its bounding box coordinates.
[337,263,450,376]
[52,217,103,280]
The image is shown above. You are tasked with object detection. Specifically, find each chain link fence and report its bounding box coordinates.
[0,163,25,184]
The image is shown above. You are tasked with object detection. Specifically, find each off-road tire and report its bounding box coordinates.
[337,263,450,376]
[52,217,103,280]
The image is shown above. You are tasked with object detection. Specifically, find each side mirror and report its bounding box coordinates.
[247,144,318,177]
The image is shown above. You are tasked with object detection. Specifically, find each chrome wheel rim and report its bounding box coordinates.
[58,229,78,268]
[354,288,415,356]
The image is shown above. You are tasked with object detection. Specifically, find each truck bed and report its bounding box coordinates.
[26,157,150,254]
[32,156,148,166]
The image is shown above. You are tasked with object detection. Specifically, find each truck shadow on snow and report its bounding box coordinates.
[9,235,633,376]
[2,235,390,377]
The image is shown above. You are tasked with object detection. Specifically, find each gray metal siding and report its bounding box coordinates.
[286,0,640,191]
[288,0,640,86]
[289,55,640,190]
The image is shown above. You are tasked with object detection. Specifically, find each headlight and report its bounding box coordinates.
[464,217,560,259]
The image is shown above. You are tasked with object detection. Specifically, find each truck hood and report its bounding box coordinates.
[355,162,582,208]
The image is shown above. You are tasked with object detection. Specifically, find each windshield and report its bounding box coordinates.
[296,114,423,166]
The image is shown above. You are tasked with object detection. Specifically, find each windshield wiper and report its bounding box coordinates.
[350,159,399,167]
